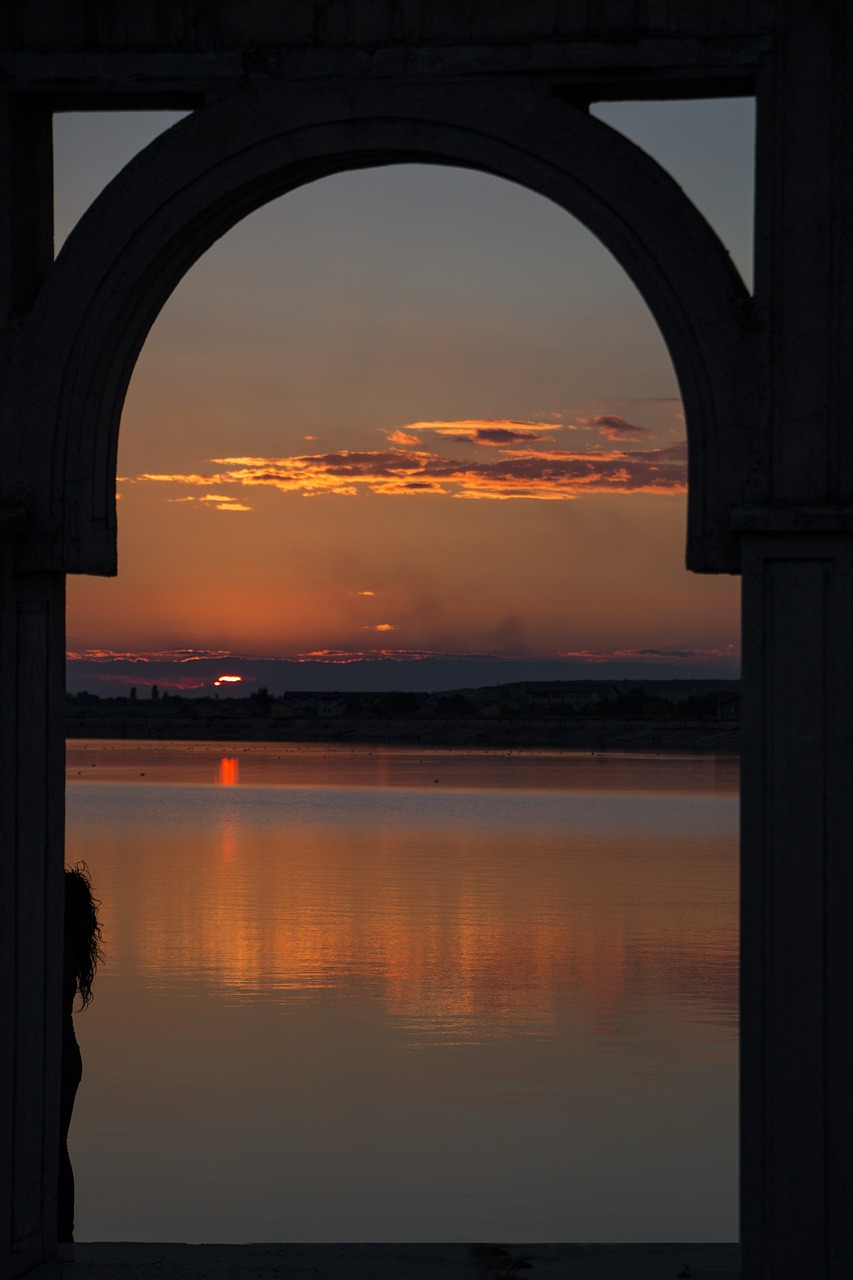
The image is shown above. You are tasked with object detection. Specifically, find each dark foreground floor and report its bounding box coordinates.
[65,1242,740,1279]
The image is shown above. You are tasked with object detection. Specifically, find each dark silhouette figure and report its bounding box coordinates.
[60,864,103,1243]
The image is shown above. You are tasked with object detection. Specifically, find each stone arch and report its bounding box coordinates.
[14,80,754,578]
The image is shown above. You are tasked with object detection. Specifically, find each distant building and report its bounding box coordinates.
[317,696,347,717]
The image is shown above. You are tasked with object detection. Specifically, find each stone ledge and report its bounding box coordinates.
[65,1242,740,1280]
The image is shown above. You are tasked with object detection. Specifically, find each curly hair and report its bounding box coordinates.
[64,862,104,1010]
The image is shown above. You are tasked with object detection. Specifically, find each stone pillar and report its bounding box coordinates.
[0,91,63,1280]
[738,519,853,1280]
[741,5,853,1268]
[0,551,65,1280]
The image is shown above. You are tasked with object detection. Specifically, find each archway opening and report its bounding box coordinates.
[59,112,745,1243]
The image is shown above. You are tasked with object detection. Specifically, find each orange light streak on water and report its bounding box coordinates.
[101,810,736,1043]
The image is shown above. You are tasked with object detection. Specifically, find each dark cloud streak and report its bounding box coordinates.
[577,414,652,440]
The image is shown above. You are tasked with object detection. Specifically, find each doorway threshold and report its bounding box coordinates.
[65,1241,740,1279]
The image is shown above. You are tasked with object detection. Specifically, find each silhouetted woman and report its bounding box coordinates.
[60,863,103,1244]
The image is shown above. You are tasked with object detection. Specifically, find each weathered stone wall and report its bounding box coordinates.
[0,1,776,52]
[0,0,770,110]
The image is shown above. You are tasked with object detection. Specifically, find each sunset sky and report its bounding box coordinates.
[58,99,752,694]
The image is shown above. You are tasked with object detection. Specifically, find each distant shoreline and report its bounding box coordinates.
[65,715,739,753]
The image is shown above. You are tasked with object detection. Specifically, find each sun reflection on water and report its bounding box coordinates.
[217,756,239,786]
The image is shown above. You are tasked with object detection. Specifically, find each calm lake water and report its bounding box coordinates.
[65,741,739,1243]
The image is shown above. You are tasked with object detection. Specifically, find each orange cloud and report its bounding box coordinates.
[365,623,398,632]
[164,492,253,511]
[297,648,432,659]
[130,440,686,504]
[65,648,236,663]
[385,428,423,445]
[142,473,224,485]
[407,419,558,446]
[557,644,739,663]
